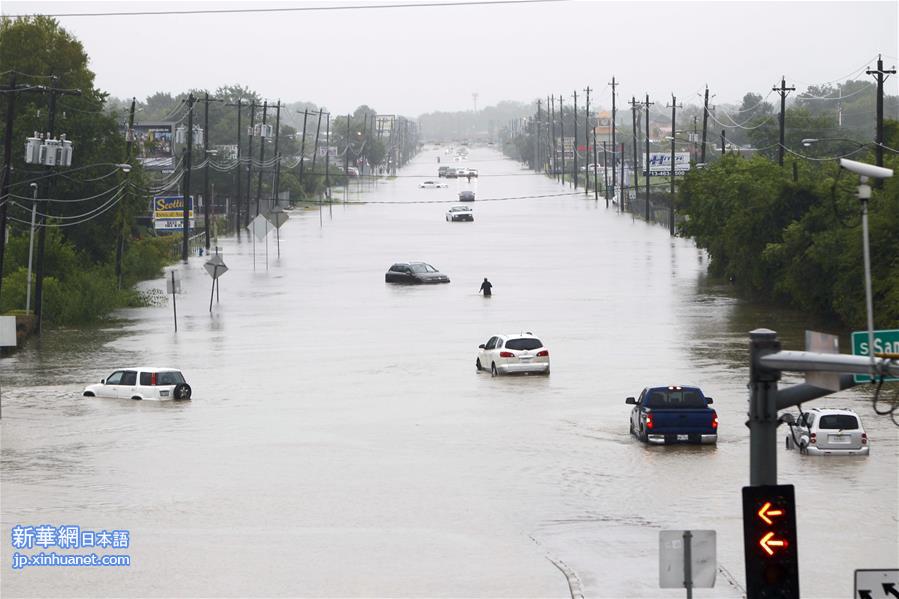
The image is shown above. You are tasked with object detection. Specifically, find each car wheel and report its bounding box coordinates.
[83,391,94,397]
[491,363,498,377]
[174,383,192,400]
[476,358,482,371]
[799,440,808,455]
[639,426,649,442]
[629,420,635,436]
[131,396,142,400]
[785,436,794,450]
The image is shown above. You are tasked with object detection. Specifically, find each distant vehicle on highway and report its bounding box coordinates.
[445,168,458,178]
[346,166,359,176]
[83,367,192,401]
[385,262,450,284]
[477,333,550,377]
[458,190,475,202]
[626,385,718,444]
[419,180,448,189]
[784,408,869,455]
[438,166,450,177]
[446,205,474,222]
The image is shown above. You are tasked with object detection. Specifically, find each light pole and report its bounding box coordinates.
[26,182,38,313]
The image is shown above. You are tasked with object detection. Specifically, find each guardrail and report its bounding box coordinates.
[169,232,206,260]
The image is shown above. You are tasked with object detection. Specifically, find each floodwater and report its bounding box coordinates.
[1,147,897,598]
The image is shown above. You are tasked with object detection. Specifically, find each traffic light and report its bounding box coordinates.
[742,484,799,598]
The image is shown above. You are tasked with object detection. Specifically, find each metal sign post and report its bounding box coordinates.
[203,252,228,312]
[660,530,716,596]
[165,270,181,332]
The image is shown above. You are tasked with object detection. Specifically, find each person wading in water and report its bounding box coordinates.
[479,277,493,297]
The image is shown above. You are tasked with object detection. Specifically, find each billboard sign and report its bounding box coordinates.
[154,195,193,231]
[133,122,175,170]
[646,152,691,175]
[594,111,612,136]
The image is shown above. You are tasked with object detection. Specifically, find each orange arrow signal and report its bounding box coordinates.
[757,501,784,525]
[759,531,787,556]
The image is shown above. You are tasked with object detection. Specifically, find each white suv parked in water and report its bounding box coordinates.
[785,408,869,455]
[476,333,550,376]
[83,367,192,401]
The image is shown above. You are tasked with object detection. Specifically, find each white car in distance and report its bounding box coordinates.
[476,333,550,376]
[83,367,192,400]
[419,180,448,189]
[784,408,869,455]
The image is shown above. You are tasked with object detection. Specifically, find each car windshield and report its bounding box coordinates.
[643,388,707,409]
[505,338,543,350]
[817,414,859,430]
[410,264,437,273]
[156,371,185,385]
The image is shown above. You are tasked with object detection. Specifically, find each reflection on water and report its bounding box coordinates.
[1,147,896,599]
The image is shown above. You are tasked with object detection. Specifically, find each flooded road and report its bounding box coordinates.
[2,146,897,598]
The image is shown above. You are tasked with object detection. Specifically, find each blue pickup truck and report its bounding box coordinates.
[626,385,718,444]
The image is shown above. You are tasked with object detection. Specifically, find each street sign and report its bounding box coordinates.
[742,485,799,599]
[855,569,899,599]
[266,208,289,229]
[659,530,716,590]
[248,214,269,241]
[805,330,841,390]
[165,272,181,294]
[851,329,899,382]
[0,315,16,347]
[204,254,228,279]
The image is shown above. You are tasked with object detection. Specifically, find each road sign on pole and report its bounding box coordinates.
[855,569,899,598]
[659,530,716,594]
[852,329,899,382]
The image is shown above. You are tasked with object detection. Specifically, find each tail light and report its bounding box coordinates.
[536,350,549,357]
[645,413,654,429]
[862,433,868,444]
[151,372,157,385]
[499,351,514,358]
[711,411,718,429]
[809,433,817,444]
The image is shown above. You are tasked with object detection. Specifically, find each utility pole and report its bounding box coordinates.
[345,113,351,180]
[572,90,578,189]
[298,109,309,184]
[245,101,256,228]
[721,129,726,155]
[644,94,653,222]
[181,92,196,262]
[592,126,599,201]
[584,86,591,196]
[620,143,625,213]
[272,101,282,210]
[255,100,268,216]
[609,76,617,202]
[667,95,682,236]
[773,76,795,167]
[200,92,223,249]
[226,98,243,238]
[550,95,557,180]
[325,114,331,199]
[700,85,710,164]
[34,77,81,332]
[866,55,896,173]
[692,115,698,164]
[630,96,640,202]
[536,99,542,174]
[603,141,609,207]
[311,109,323,172]
[114,97,136,288]
[559,95,565,185]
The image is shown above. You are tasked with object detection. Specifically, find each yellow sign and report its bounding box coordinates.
[155,210,194,219]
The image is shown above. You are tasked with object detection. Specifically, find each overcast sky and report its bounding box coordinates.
[3,0,897,118]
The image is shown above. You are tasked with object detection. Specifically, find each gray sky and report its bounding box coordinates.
[3,0,897,117]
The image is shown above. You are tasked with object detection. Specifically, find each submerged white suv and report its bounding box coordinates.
[785,408,868,455]
[83,367,192,401]
[476,333,550,376]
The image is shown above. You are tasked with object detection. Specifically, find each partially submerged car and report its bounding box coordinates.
[83,367,192,400]
[385,262,450,284]
[458,190,475,202]
[419,180,448,189]
[477,333,550,376]
[446,206,474,222]
[784,408,869,455]
[626,385,717,444]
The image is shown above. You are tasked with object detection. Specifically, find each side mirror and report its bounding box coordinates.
[478,344,485,349]
[625,397,636,405]
[706,398,714,404]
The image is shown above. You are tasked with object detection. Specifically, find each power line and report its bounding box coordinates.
[2,0,566,18]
